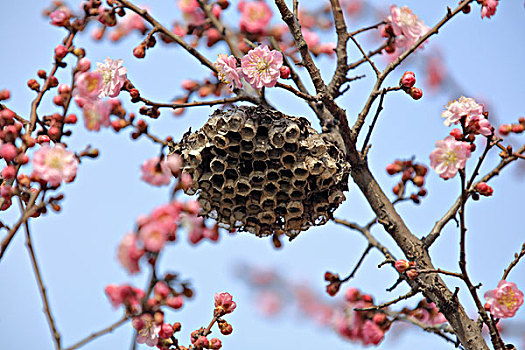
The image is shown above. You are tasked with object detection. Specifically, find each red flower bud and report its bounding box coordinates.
[450,128,463,140]
[400,71,416,88]
[475,182,493,196]
[394,259,410,273]
[409,87,423,100]
[280,66,291,79]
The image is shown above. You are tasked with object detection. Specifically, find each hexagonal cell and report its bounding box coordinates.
[227,113,244,131]
[269,129,285,148]
[261,198,276,210]
[226,131,242,146]
[235,178,251,195]
[210,173,225,189]
[284,123,300,143]
[210,159,226,174]
[287,201,303,215]
[240,119,256,140]
[258,211,276,225]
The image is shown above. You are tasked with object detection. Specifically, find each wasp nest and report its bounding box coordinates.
[172,106,349,238]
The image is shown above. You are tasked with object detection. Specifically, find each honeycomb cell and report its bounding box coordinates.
[170,105,349,238]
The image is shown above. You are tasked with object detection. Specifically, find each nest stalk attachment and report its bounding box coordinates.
[171,106,350,238]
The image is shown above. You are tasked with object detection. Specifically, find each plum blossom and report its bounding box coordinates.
[441,96,484,126]
[105,284,145,309]
[467,115,493,136]
[82,99,111,131]
[74,71,103,102]
[387,5,430,51]
[429,136,471,179]
[117,233,144,274]
[96,58,127,98]
[481,0,498,19]
[32,144,79,186]
[139,221,169,252]
[214,54,242,90]
[214,292,237,315]
[361,320,385,345]
[133,314,161,347]
[239,0,273,34]
[49,9,70,26]
[241,45,283,89]
[140,157,172,186]
[484,280,524,318]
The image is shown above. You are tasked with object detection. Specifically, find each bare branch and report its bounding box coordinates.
[64,316,129,350]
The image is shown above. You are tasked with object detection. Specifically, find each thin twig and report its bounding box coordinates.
[64,316,129,350]
[0,188,43,261]
[361,88,386,152]
[355,289,418,311]
[502,242,525,281]
[340,245,372,283]
[333,218,395,261]
[348,33,380,77]
[21,199,62,350]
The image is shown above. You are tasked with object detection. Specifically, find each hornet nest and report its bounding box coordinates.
[170,106,350,238]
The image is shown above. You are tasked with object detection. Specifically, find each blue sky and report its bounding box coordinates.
[0,1,524,349]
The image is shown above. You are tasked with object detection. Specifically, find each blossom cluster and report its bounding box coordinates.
[386,158,428,203]
[117,200,219,274]
[382,5,430,54]
[73,57,127,131]
[430,96,493,180]
[214,45,283,90]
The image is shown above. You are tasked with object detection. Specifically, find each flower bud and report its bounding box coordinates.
[386,162,402,175]
[280,66,291,79]
[0,143,18,162]
[475,182,493,196]
[394,259,410,273]
[450,128,463,140]
[55,45,68,60]
[400,71,416,88]
[133,45,146,59]
[409,87,423,100]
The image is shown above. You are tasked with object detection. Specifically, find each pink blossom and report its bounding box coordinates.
[239,1,272,34]
[468,115,493,136]
[140,157,172,186]
[441,96,484,126]
[256,290,282,316]
[178,0,205,25]
[32,144,79,187]
[387,5,430,52]
[74,71,103,101]
[484,280,524,318]
[105,284,145,309]
[241,45,283,89]
[361,320,385,345]
[166,295,184,309]
[49,9,70,26]
[481,0,498,19]
[154,281,171,299]
[214,292,237,314]
[82,99,111,131]
[429,136,471,180]
[105,284,124,307]
[214,54,242,91]
[133,314,161,347]
[77,58,91,72]
[95,58,127,98]
[148,202,181,234]
[117,233,144,274]
[165,153,183,176]
[178,0,199,13]
[139,221,169,252]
